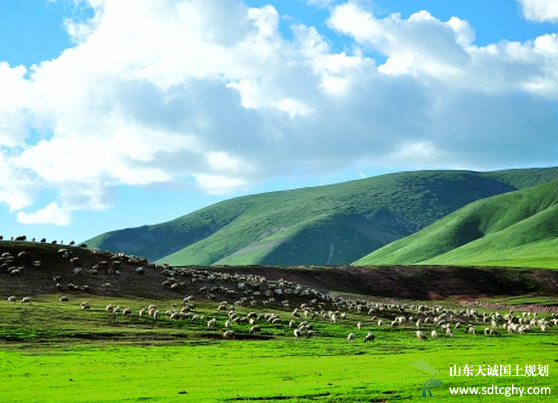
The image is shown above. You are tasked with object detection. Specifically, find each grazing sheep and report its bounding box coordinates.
[80,301,90,310]
[59,296,69,303]
[7,295,17,304]
[466,325,478,335]
[293,328,302,338]
[357,322,363,330]
[223,330,236,340]
[249,325,261,335]
[21,297,32,305]
[364,332,375,343]
[122,307,132,316]
[207,318,217,329]
[431,330,439,339]
[347,332,356,342]
[416,331,428,341]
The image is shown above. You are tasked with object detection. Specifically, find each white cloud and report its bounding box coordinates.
[17,203,71,226]
[1,0,558,225]
[519,0,558,23]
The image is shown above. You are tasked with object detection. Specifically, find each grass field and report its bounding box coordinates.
[0,294,556,402]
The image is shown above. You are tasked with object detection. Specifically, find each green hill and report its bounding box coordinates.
[84,167,558,266]
[354,178,558,269]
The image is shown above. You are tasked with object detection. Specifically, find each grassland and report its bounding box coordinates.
[84,167,558,266]
[1,294,556,402]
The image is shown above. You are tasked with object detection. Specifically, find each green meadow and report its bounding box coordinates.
[0,294,556,402]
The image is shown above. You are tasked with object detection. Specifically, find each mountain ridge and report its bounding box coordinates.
[84,166,558,266]
[354,178,558,268]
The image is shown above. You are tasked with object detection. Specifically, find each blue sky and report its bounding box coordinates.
[0,0,557,244]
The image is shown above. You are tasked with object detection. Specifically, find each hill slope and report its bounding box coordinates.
[4,240,558,300]
[354,178,558,268]
[84,167,558,266]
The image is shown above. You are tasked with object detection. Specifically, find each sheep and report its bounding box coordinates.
[416,331,428,341]
[357,321,363,330]
[466,325,478,335]
[347,332,356,342]
[431,330,439,339]
[293,328,302,338]
[7,295,17,304]
[58,296,69,303]
[364,332,375,343]
[80,301,90,310]
[21,297,32,305]
[207,318,217,329]
[122,307,132,316]
[249,325,261,335]
[223,330,236,340]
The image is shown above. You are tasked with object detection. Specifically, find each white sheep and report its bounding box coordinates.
[207,318,217,329]
[416,330,428,341]
[431,330,439,339]
[347,332,356,342]
[122,307,132,316]
[249,325,261,335]
[80,301,90,310]
[223,330,236,339]
[7,295,17,304]
[21,297,32,305]
[364,332,375,343]
[58,296,69,303]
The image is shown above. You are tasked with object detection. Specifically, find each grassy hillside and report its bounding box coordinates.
[354,178,558,268]
[84,167,558,266]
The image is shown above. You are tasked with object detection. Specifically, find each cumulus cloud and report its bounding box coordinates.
[519,0,558,23]
[17,203,72,225]
[1,0,558,225]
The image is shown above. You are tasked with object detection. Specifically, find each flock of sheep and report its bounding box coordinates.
[2,235,557,344]
[6,291,556,345]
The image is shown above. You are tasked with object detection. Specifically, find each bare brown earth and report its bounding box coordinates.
[1,240,558,303]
